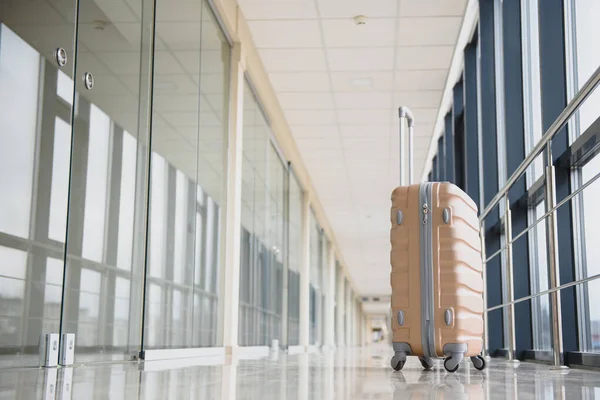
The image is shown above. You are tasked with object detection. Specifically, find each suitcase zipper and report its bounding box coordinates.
[420,183,436,358]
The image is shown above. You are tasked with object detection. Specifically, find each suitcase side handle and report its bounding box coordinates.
[398,106,415,186]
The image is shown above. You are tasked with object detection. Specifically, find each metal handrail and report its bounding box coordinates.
[480,64,600,221]
[479,64,600,368]
[483,167,600,264]
[486,272,600,313]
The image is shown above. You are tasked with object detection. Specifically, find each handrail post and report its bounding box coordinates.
[545,144,568,370]
[504,195,519,364]
[480,224,491,360]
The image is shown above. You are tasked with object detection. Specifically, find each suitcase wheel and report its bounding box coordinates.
[443,357,461,373]
[470,355,486,371]
[419,357,434,371]
[390,354,406,371]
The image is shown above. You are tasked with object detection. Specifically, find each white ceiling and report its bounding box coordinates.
[238,0,468,297]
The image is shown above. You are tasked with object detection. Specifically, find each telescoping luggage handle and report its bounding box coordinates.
[398,106,414,186]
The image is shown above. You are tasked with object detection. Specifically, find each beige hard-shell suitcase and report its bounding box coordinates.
[389,107,486,373]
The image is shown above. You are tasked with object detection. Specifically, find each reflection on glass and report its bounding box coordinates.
[0,25,39,239]
[144,0,228,349]
[238,82,285,346]
[521,0,544,183]
[582,156,600,351]
[309,213,322,345]
[57,0,152,362]
[0,8,75,366]
[150,153,167,279]
[116,132,137,271]
[82,105,111,262]
[573,0,600,134]
[1,0,228,365]
[49,118,72,242]
[287,173,303,346]
[529,203,552,350]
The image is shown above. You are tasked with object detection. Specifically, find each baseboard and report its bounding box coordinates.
[142,347,225,361]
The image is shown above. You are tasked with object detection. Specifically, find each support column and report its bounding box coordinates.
[299,193,311,350]
[346,288,354,347]
[345,282,352,347]
[360,311,366,347]
[336,270,345,347]
[324,244,336,349]
[219,43,245,354]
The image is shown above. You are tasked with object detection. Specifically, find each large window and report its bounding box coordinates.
[309,213,322,345]
[287,172,303,346]
[238,81,286,346]
[144,1,229,349]
[580,157,600,351]
[520,0,551,352]
[567,0,600,353]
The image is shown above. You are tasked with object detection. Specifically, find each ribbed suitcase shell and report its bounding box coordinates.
[390,182,484,358]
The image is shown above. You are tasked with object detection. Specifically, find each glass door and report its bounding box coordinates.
[58,0,153,362]
[0,0,78,369]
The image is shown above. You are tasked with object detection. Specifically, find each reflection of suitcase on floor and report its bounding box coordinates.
[389,107,486,373]
[392,372,486,399]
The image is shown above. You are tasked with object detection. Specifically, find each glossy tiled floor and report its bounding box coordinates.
[1,345,600,399]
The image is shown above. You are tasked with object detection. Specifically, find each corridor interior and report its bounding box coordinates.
[3,345,600,399]
[3,0,600,397]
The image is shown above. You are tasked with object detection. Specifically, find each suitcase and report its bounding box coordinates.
[389,106,486,373]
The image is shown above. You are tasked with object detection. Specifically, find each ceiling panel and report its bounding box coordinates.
[327,48,395,71]
[397,17,462,46]
[248,20,323,48]
[396,45,454,70]
[337,109,392,125]
[241,2,318,19]
[399,0,467,17]
[291,124,339,138]
[321,18,396,48]
[259,48,327,72]
[278,92,335,110]
[285,110,337,125]
[295,137,341,150]
[393,91,442,108]
[316,0,398,18]
[411,108,439,124]
[339,125,391,138]
[334,92,392,110]
[330,71,395,92]
[269,72,331,92]
[394,70,448,90]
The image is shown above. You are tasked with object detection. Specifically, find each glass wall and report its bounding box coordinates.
[0,6,78,367]
[144,0,229,350]
[320,233,330,346]
[568,0,600,354]
[520,0,551,352]
[427,0,600,364]
[238,81,286,346]
[309,212,322,345]
[581,158,600,351]
[287,172,303,346]
[0,0,230,366]
[0,0,339,365]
